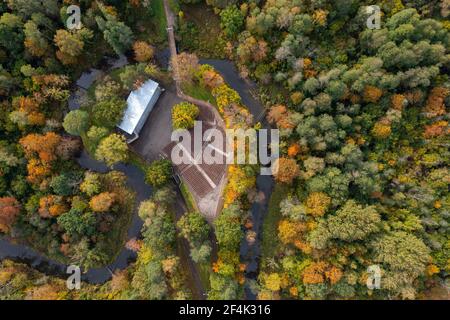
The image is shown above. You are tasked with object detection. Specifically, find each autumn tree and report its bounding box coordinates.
[38,195,67,218]
[305,192,331,217]
[0,197,20,233]
[133,40,154,62]
[86,126,109,147]
[267,105,295,129]
[145,159,172,187]
[171,102,199,130]
[90,192,115,213]
[424,87,448,118]
[23,20,49,57]
[272,157,300,184]
[278,220,305,244]
[54,28,93,65]
[20,132,61,162]
[171,52,199,85]
[95,134,128,167]
[80,172,101,197]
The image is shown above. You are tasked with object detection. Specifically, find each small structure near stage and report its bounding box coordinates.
[117,79,163,142]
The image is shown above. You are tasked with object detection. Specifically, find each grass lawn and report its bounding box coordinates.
[131,0,167,46]
[260,183,290,268]
[178,182,211,291]
[149,0,167,45]
[180,182,198,212]
[178,3,226,58]
[198,261,212,292]
[182,82,217,106]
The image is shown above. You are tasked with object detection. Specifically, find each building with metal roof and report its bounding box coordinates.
[117,79,163,141]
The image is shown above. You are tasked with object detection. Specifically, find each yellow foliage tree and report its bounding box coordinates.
[305,192,331,217]
[278,220,306,244]
[372,121,392,139]
[133,41,154,62]
[264,273,282,291]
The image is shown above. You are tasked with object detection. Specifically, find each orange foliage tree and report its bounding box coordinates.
[424,87,449,118]
[90,192,115,212]
[26,158,52,185]
[303,261,343,285]
[0,197,21,233]
[272,157,300,184]
[39,195,67,218]
[20,132,61,162]
[391,94,407,110]
[372,120,392,139]
[267,105,295,129]
[287,143,301,157]
[302,261,328,284]
[363,85,383,103]
[424,121,449,139]
[200,69,225,90]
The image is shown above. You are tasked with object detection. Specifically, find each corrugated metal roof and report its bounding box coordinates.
[118,79,160,135]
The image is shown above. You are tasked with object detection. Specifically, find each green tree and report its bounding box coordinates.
[63,110,89,136]
[177,211,210,245]
[50,172,81,196]
[371,231,430,299]
[92,98,126,129]
[145,159,172,187]
[190,243,212,263]
[310,200,381,249]
[209,274,239,300]
[214,204,243,250]
[57,209,96,237]
[96,16,133,55]
[220,5,244,38]
[0,13,24,56]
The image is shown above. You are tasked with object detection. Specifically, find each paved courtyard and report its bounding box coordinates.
[131,85,182,161]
